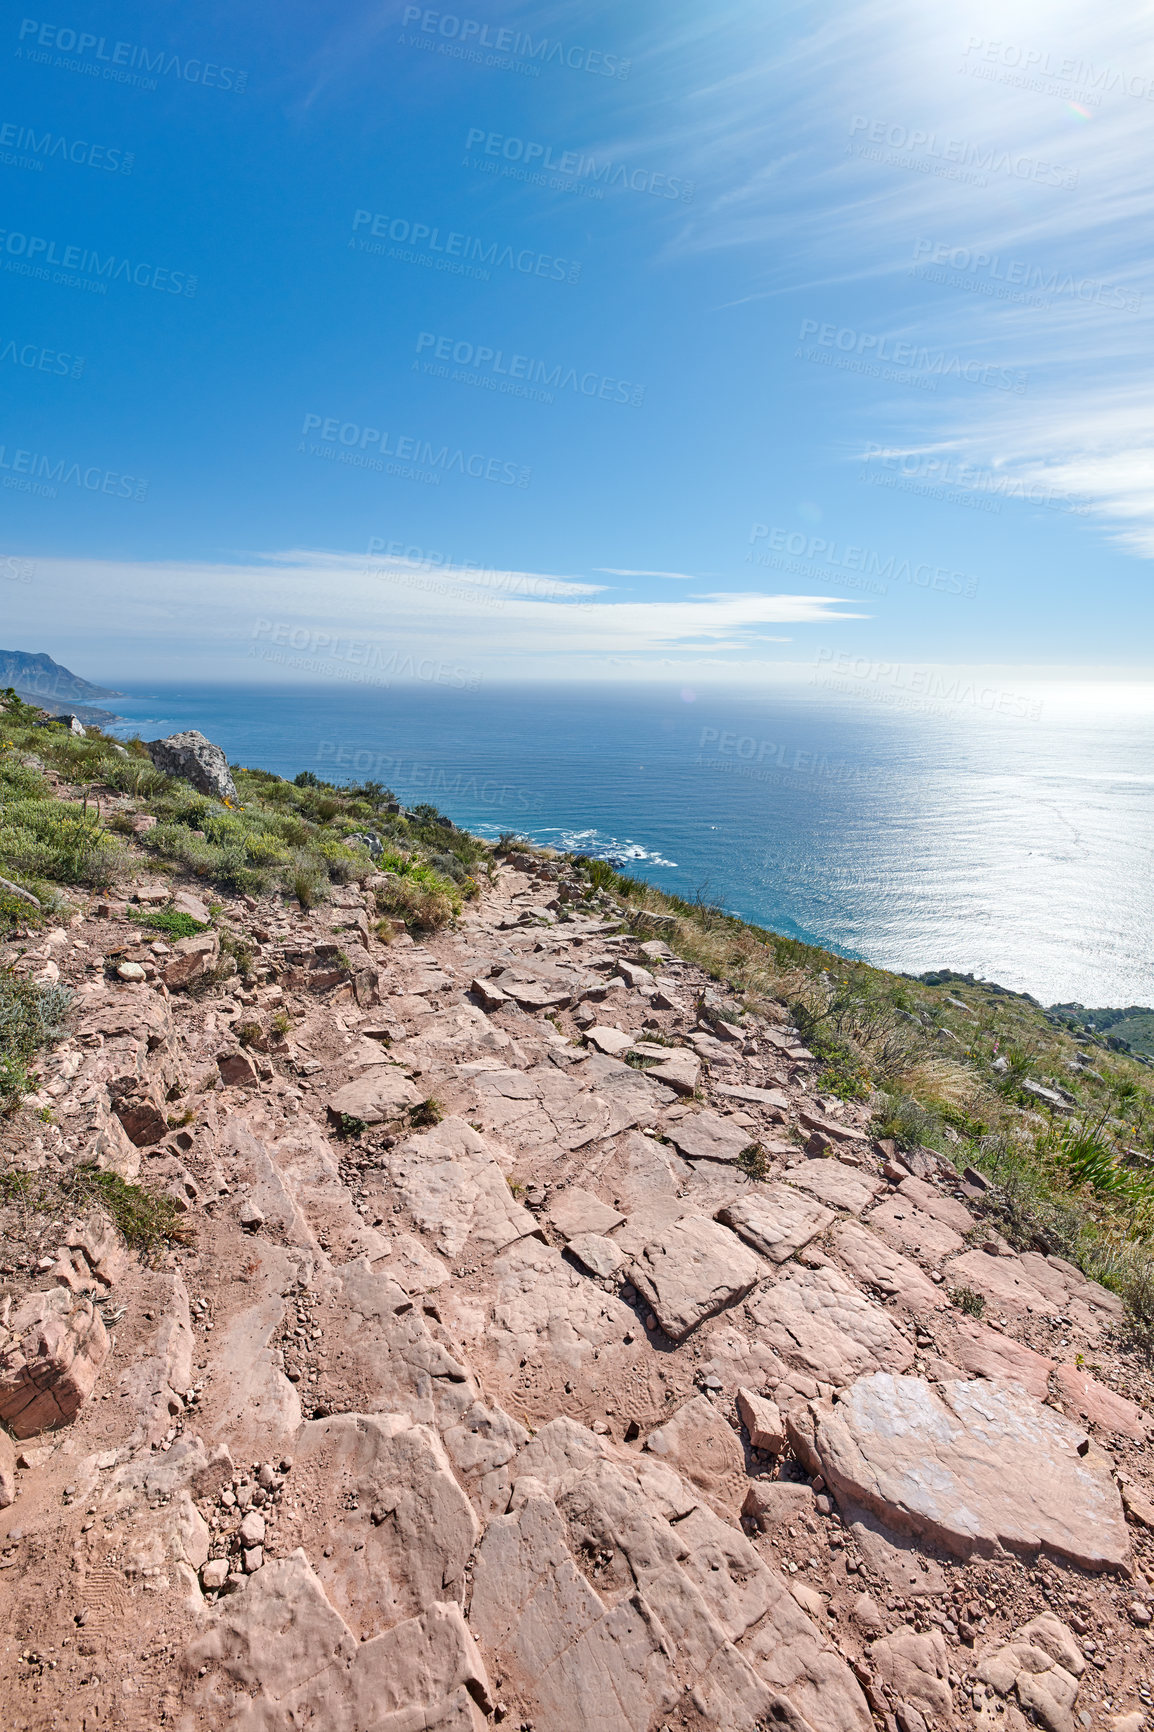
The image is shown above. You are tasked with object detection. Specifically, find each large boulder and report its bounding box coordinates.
[145,730,237,803]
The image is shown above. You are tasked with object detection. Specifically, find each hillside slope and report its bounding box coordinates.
[2,693,1154,1731]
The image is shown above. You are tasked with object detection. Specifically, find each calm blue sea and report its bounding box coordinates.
[101,681,1154,1007]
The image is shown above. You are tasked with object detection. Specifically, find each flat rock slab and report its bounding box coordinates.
[616,1210,762,1341]
[640,1050,701,1095]
[491,963,592,1010]
[867,1196,965,1262]
[831,1221,944,1312]
[340,1036,410,1071]
[469,1059,673,1155]
[945,1249,1125,1330]
[548,1187,626,1241]
[566,1233,626,1279]
[489,1239,637,1379]
[1053,1363,1150,1441]
[748,1264,914,1386]
[715,1083,790,1110]
[384,1117,538,1260]
[286,1412,481,1639]
[602,1131,693,1211]
[377,1232,452,1296]
[943,1249,1061,1319]
[386,994,436,1019]
[897,1175,976,1234]
[947,1319,1054,1399]
[405,967,453,994]
[186,1556,491,1730]
[584,1025,633,1057]
[664,1110,757,1166]
[786,1160,884,1215]
[644,1394,748,1519]
[327,1066,422,1123]
[812,1372,1130,1572]
[717,1186,834,1263]
[798,1108,869,1143]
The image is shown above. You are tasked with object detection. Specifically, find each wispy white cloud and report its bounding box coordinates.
[648,0,1154,554]
[594,567,703,580]
[8,550,869,684]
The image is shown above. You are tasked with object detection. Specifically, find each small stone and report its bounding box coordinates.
[258,1463,277,1489]
[790,1581,827,1619]
[201,1558,228,1591]
[243,1545,263,1573]
[116,962,146,982]
[238,1200,264,1230]
[566,1233,626,1279]
[239,1511,265,1546]
[736,1387,786,1454]
[1130,1603,1152,1627]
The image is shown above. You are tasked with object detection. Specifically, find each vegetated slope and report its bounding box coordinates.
[1053,1004,1154,1061]
[2,687,1154,1730]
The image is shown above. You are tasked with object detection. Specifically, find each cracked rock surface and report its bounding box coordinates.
[2,855,1154,1731]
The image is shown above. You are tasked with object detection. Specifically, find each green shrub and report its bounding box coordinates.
[950,1285,986,1317]
[0,969,71,1109]
[0,795,125,887]
[290,854,327,909]
[737,1143,771,1181]
[64,1166,192,1256]
[871,1090,942,1150]
[373,864,459,931]
[818,1053,873,1101]
[0,878,46,930]
[126,906,207,939]
[1055,1117,1121,1193]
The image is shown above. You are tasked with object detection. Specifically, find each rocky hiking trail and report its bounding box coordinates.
[3,853,1154,1732]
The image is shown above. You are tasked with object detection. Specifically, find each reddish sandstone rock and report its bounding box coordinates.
[114,1097,169,1146]
[0,1427,15,1508]
[0,1289,109,1437]
[1053,1363,1150,1441]
[812,1372,1129,1572]
[949,1319,1055,1400]
[164,930,219,989]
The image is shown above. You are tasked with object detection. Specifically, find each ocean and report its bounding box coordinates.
[99,680,1154,1008]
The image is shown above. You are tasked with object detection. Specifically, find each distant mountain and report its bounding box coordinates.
[0,650,123,705]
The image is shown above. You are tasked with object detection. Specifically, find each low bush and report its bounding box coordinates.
[0,969,72,1110]
[126,906,207,939]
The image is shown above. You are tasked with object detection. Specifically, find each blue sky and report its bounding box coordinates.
[2,0,1153,686]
